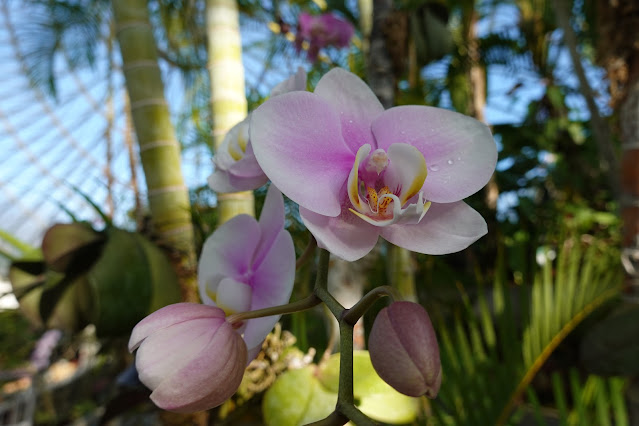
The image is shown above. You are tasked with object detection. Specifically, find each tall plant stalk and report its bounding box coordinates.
[206,0,254,223]
[368,0,418,301]
[111,0,198,303]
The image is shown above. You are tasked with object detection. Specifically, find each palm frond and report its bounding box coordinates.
[523,369,628,426]
[431,235,624,425]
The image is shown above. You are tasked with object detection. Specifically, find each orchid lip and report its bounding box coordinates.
[347,143,429,227]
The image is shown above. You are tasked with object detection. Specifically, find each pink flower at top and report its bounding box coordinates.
[208,68,307,193]
[198,185,295,360]
[295,12,354,62]
[250,68,497,261]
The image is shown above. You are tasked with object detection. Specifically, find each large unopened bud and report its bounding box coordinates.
[129,303,248,412]
[368,301,441,398]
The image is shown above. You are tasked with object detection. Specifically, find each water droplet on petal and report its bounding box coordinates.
[447,159,454,165]
[349,119,353,123]
[429,165,439,172]
[457,156,461,161]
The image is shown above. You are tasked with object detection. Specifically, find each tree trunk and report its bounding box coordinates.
[369,0,419,302]
[206,0,254,223]
[555,0,620,200]
[112,2,203,423]
[111,2,198,300]
[621,75,639,294]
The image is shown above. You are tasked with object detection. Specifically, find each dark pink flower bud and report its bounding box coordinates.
[368,301,441,398]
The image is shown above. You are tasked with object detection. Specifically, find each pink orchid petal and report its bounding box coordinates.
[300,206,379,261]
[270,67,307,97]
[250,92,355,216]
[207,170,236,193]
[208,169,267,193]
[371,106,497,203]
[253,185,286,268]
[246,344,263,362]
[198,215,261,305]
[243,230,295,350]
[216,278,253,315]
[227,143,263,178]
[380,201,487,255]
[226,172,269,192]
[135,317,222,389]
[129,303,225,352]
[150,321,247,412]
[314,68,384,153]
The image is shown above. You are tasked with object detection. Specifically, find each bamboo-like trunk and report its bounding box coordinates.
[206,0,254,223]
[111,0,198,305]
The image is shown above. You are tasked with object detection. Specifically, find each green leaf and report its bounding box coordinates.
[88,229,153,337]
[41,223,105,273]
[317,351,421,424]
[131,233,181,313]
[262,366,336,426]
[0,230,41,261]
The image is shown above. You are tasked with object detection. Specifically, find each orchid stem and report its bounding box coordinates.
[305,410,348,426]
[342,285,400,326]
[313,250,344,317]
[296,235,317,270]
[227,293,321,324]
[337,318,354,405]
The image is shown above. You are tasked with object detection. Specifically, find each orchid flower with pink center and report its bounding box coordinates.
[129,303,247,412]
[198,185,295,360]
[295,12,354,62]
[250,68,497,261]
[208,68,307,193]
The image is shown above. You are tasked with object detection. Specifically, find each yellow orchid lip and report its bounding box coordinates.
[347,143,429,227]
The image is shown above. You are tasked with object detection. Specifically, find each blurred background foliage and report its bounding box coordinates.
[0,0,637,424]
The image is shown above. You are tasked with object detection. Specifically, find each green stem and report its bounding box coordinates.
[296,236,317,270]
[305,410,348,426]
[339,403,378,425]
[314,249,331,292]
[315,287,344,318]
[313,249,345,317]
[337,320,354,405]
[227,293,321,324]
[342,285,400,326]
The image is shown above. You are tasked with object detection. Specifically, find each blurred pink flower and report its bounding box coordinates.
[368,301,441,398]
[129,303,247,412]
[208,68,307,193]
[198,185,295,360]
[295,12,354,61]
[250,68,497,261]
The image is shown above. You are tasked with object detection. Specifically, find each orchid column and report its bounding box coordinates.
[206,0,254,223]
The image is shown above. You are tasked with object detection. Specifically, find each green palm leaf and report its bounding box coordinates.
[432,236,623,425]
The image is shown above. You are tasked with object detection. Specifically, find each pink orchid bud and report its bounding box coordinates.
[368,301,441,398]
[129,303,248,413]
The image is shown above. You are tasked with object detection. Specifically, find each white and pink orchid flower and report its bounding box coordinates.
[198,184,295,360]
[250,68,497,261]
[208,68,307,193]
[129,303,247,412]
